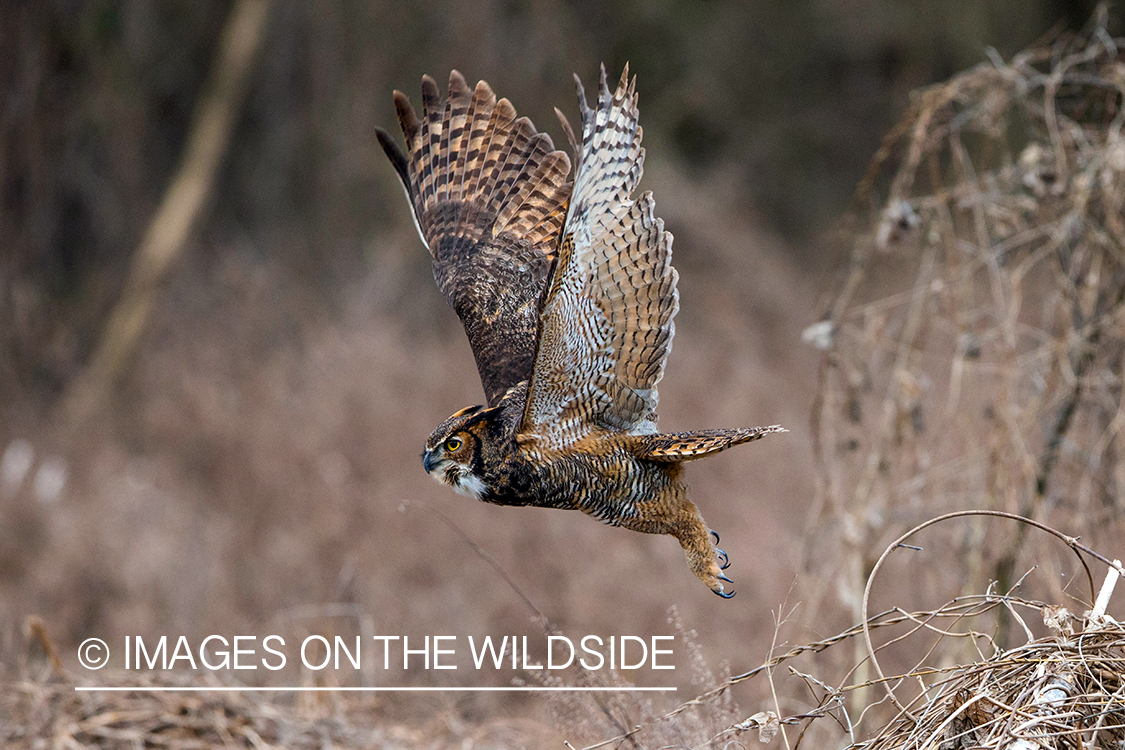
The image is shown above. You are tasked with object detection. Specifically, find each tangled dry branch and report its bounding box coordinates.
[808,1,1125,642]
[855,602,1125,749]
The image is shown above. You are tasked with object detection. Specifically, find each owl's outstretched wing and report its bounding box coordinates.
[520,65,678,447]
[378,71,572,407]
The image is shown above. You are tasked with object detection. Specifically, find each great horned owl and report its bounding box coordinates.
[377,65,784,597]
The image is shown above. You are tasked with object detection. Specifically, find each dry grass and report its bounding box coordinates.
[4,670,562,749]
[550,516,1123,750]
[5,5,1125,750]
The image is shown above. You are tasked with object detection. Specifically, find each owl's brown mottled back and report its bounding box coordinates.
[380,66,785,599]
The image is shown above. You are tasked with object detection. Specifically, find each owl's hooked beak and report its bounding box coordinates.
[421,446,488,500]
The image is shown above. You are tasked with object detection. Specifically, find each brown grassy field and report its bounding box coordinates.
[3,2,1124,748]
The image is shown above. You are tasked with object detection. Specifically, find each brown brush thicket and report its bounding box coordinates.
[789,11,1125,749]
[807,10,1125,632]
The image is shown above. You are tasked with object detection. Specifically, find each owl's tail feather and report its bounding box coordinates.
[377,71,572,256]
[630,425,787,463]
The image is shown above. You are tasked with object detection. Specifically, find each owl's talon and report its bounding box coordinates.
[710,571,736,598]
[709,529,720,544]
[716,548,730,570]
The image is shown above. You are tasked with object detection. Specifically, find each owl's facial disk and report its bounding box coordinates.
[423,406,490,500]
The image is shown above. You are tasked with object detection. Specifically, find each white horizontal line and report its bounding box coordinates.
[75,686,676,693]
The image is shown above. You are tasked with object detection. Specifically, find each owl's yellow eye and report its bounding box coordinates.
[444,437,463,452]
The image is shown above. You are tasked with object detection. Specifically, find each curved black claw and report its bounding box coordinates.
[709,529,721,545]
[713,572,736,598]
[716,548,730,570]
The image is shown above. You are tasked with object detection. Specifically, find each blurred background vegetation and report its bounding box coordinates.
[1,0,1117,745]
[1,0,1099,408]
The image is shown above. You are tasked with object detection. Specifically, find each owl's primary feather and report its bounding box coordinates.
[379,66,785,598]
[377,72,572,406]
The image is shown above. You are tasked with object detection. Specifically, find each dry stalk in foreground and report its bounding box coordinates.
[573,514,1120,750]
[856,578,1124,749]
[7,520,1118,750]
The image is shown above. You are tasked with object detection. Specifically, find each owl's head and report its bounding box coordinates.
[422,404,497,500]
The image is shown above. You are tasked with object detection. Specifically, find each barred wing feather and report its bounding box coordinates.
[521,65,679,447]
[377,71,572,406]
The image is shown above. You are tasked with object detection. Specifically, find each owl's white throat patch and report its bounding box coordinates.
[453,472,488,500]
[436,463,488,500]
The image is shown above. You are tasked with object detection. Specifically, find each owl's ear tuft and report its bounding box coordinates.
[450,404,485,419]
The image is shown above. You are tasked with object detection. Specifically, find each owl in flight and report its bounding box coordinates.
[377,65,783,597]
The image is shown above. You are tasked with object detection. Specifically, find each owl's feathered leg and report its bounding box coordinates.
[615,488,735,598]
[671,510,736,598]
